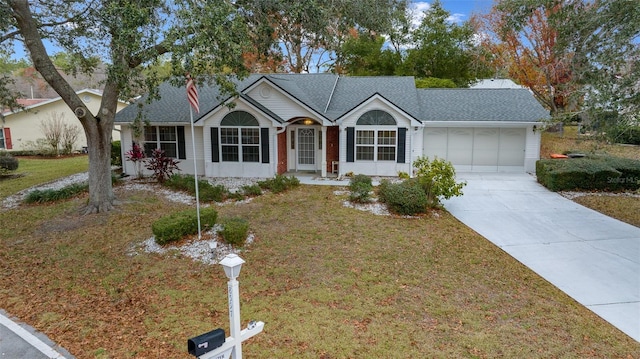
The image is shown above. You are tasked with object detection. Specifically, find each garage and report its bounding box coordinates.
[423,127,526,172]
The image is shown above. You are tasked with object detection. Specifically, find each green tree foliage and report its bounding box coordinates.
[239,0,408,73]
[487,0,639,127]
[413,156,466,207]
[2,0,251,213]
[336,33,400,76]
[402,0,482,86]
[415,77,457,88]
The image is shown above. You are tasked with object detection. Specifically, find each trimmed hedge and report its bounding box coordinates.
[536,155,640,191]
[0,152,19,171]
[220,217,249,247]
[152,208,218,245]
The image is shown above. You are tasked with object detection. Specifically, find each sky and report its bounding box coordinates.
[9,0,496,62]
[411,0,494,25]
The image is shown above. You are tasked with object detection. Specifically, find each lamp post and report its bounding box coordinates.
[220,254,244,359]
[197,254,264,359]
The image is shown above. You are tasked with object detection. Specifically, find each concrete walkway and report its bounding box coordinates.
[0,310,74,358]
[443,172,640,342]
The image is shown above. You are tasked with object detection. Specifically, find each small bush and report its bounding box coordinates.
[379,179,428,215]
[377,179,392,203]
[240,184,262,197]
[0,152,19,173]
[111,141,122,167]
[398,171,410,179]
[24,183,88,203]
[164,174,227,202]
[220,217,249,247]
[349,174,373,203]
[258,174,300,193]
[413,156,466,207]
[152,208,218,245]
[145,148,180,183]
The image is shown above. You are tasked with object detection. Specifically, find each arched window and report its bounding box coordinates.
[221,111,259,126]
[219,111,260,162]
[354,110,397,161]
[356,110,397,126]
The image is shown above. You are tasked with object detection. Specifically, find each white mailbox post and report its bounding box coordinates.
[200,254,264,359]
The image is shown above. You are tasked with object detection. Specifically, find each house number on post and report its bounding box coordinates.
[197,254,264,359]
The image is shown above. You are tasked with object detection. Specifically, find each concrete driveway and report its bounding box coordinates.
[443,172,640,342]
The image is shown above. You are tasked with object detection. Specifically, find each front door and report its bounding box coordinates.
[297,128,315,171]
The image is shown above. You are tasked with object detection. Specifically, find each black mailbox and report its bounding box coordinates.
[187,328,225,357]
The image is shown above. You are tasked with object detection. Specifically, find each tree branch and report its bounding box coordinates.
[9,0,88,121]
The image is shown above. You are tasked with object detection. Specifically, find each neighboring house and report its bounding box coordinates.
[115,74,549,178]
[1,89,127,152]
[470,78,525,89]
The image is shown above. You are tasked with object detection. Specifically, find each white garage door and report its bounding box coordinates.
[423,128,526,172]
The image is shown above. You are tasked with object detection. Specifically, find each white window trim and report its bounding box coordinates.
[220,126,261,163]
[355,126,397,162]
[143,126,180,159]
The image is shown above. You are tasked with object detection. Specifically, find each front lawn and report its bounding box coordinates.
[0,155,89,200]
[0,167,638,358]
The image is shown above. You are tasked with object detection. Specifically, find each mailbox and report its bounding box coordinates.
[187,328,225,357]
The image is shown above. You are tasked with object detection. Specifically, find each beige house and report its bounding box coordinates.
[1,89,127,152]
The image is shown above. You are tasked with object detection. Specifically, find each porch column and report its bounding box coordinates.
[321,126,327,177]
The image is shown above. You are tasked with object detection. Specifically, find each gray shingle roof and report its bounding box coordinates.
[115,75,549,125]
[418,88,549,122]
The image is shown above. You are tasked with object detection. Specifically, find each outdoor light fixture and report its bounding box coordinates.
[220,253,245,280]
[302,118,314,125]
[533,125,537,133]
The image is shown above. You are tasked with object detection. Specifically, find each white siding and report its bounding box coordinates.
[202,100,276,178]
[245,83,320,122]
[338,98,414,176]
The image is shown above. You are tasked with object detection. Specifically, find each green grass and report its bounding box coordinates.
[541,126,640,160]
[0,155,89,200]
[0,161,638,358]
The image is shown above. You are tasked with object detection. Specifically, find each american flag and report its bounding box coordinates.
[186,74,199,113]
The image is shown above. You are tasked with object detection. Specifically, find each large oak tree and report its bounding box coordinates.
[2,0,250,213]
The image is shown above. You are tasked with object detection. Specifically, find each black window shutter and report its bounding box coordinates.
[346,127,355,162]
[397,127,407,163]
[210,127,219,162]
[261,128,269,163]
[177,126,186,159]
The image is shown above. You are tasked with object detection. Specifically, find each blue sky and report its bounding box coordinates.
[412,0,494,25]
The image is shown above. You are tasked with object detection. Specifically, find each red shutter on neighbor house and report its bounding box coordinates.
[3,128,11,149]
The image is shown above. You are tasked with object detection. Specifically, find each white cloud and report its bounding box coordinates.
[410,2,467,28]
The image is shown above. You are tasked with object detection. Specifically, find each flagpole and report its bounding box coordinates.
[189,106,202,240]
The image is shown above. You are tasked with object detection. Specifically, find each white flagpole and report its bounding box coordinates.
[189,106,202,240]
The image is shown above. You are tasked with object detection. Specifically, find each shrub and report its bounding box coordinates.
[111,141,122,167]
[349,174,373,203]
[220,217,249,247]
[537,156,640,191]
[0,152,19,173]
[145,148,180,183]
[240,184,262,197]
[125,143,146,178]
[258,174,300,193]
[413,156,466,207]
[152,208,218,245]
[377,179,392,203]
[398,171,410,179]
[24,183,88,203]
[164,174,227,202]
[379,179,428,215]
